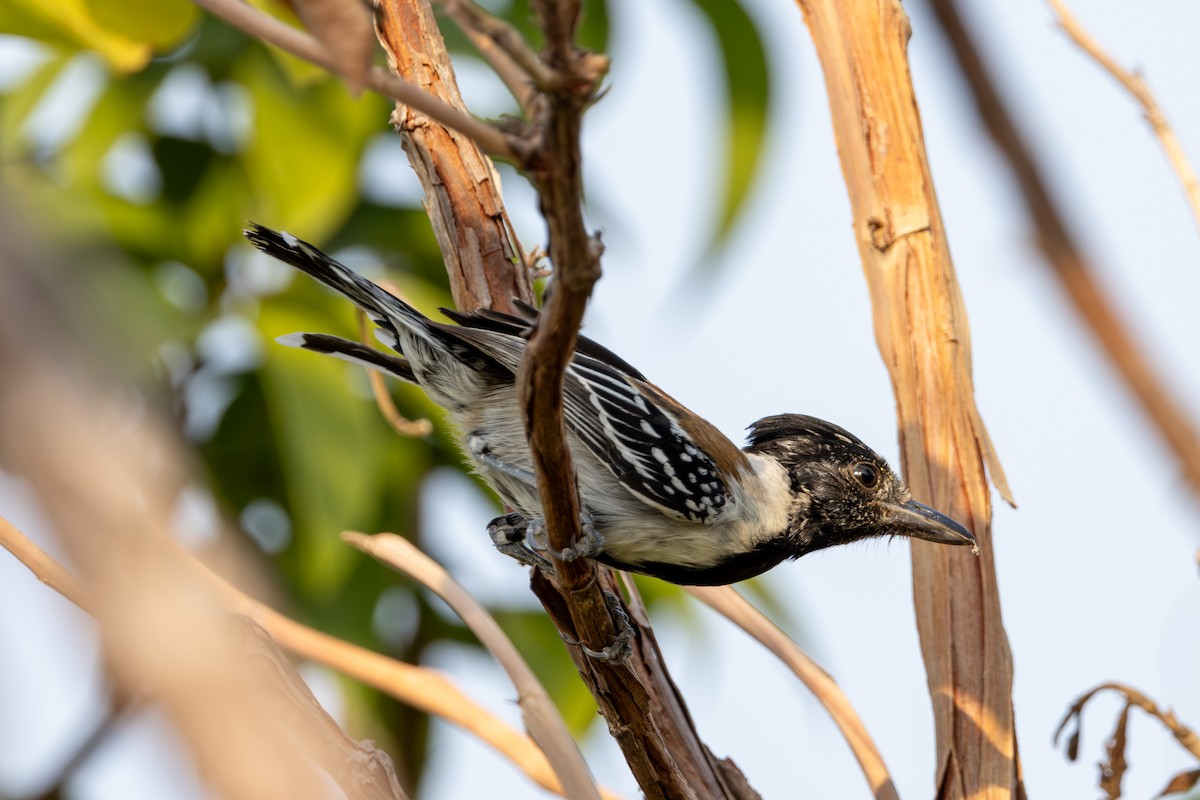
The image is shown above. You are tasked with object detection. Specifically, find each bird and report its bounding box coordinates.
[245,223,977,587]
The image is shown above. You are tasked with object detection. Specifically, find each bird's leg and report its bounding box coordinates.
[487,513,554,573]
[558,590,635,665]
[470,432,606,561]
[490,513,628,665]
[467,433,537,486]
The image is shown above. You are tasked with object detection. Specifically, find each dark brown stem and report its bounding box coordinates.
[370,2,754,795]
[436,0,556,112]
[928,0,1200,493]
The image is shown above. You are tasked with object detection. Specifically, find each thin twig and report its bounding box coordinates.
[189,0,517,160]
[686,586,900,800]
[436,0,554,115]
[355,309,432,437]
[0,516,623,800]
[440,0,556,88]
[1055,682,1200,762]
[930,0,1200,495]
[341,531,600,800]
[1047,0,1200,244]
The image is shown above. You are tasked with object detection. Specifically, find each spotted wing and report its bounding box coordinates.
[564,356,733,523]
[437,308,735,523]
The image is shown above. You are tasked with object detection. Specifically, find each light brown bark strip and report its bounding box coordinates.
[790,2,1019,797]
[375,0,533,313]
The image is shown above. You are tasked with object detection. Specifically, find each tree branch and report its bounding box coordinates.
[435,0,554,115]
[0,514,625,800]
[687,586,899,800]
[342,531,600,800]
[189,0,517,160]
[929,0,1200,496]
[371,3,755,795]
[375,0,534,313]
[1047,0,1200,244]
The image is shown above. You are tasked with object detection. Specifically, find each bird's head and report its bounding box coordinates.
[747,414,977,556]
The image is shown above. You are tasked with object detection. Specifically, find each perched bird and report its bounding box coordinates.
[246,224,976,587]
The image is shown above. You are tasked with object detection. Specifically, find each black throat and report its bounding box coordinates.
[595,536,801,586]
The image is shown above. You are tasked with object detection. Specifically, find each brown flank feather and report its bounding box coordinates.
[632,379,751,479]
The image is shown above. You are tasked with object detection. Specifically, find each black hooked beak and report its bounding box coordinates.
[881,499,977,553]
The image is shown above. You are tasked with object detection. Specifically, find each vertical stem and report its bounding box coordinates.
[791,1,1020,796]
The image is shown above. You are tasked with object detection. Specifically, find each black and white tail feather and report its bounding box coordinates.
[246,222,734,525]
[246,223,977,588]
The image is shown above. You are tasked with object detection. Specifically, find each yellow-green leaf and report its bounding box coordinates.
[1,0,148,72]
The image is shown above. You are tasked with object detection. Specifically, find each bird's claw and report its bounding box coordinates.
[559,590,634,665]
[527,513,605,562]
[488,513,554,573]
[487,512,607,575]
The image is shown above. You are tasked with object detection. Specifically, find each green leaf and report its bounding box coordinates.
[688,0,770,253]
[84,0,199,50]
[576,0,610,55]
[0,0,195,72]
[0,49,71,160]
[238,51,384,238]
[259,299,393,598]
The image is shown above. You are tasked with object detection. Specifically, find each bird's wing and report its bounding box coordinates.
[567,356,741,523]
[441,308,743,523]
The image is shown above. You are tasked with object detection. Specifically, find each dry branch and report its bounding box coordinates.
[687,586,899,800]
[791,1,1019,797]
[1055,682,1200,798]
[188,0,516,159]
[239,618,409,800]
[1047,0,1200,244]
[355,308,433,436]
[342,531,600,800]
[375,0,533,313]
[929,0,1200,494]
[291,0,375,94]
[435,0,550,116]
[0,301,374,797]
[0,516,625,800]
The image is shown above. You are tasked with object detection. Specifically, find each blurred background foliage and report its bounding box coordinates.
[0,0,772,791]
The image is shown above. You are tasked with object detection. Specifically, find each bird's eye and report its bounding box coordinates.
[852,463,879,488]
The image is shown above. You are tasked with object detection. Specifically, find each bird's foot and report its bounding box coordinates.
[487,513,553,573]
[558,590,634,665]
[488,512,606,570]
[526,512,605,562]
